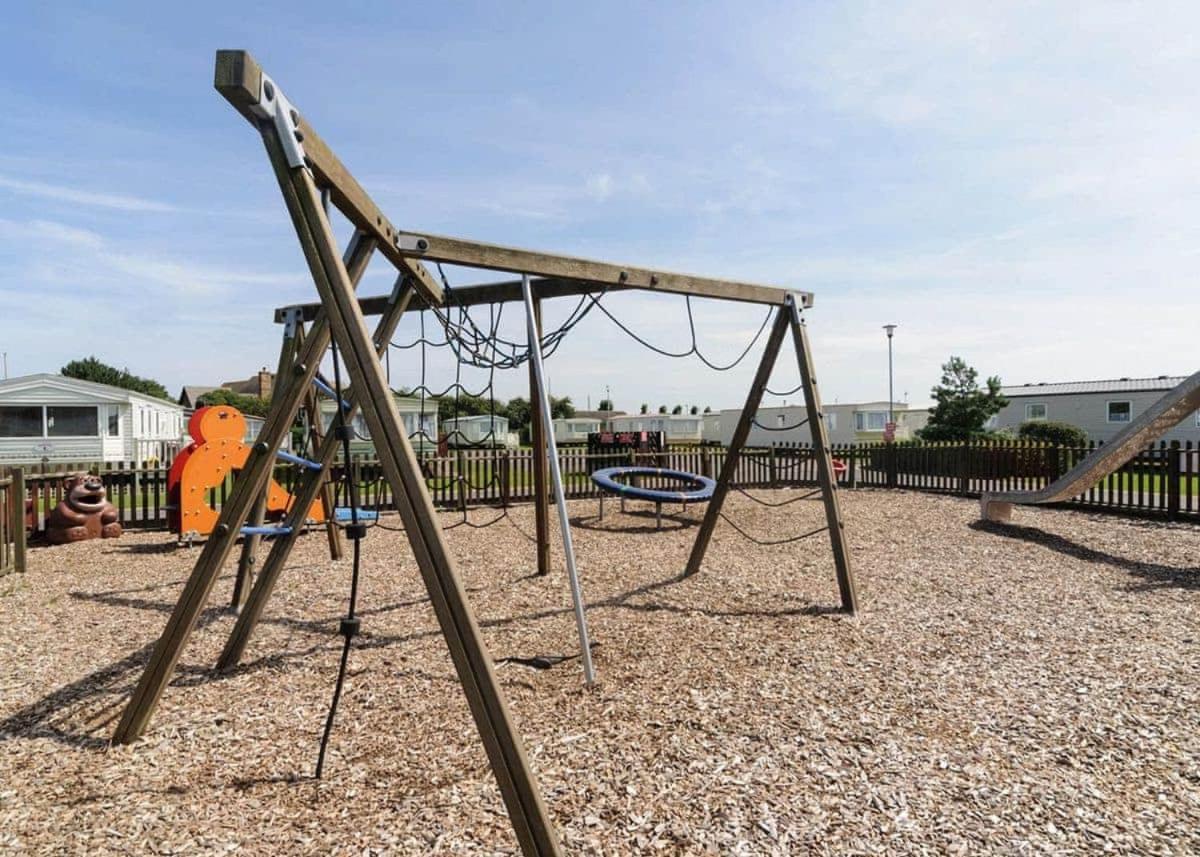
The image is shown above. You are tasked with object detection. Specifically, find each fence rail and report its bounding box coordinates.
[11,439,1199,541]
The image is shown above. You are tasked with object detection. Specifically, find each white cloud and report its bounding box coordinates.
[0,174,178,213]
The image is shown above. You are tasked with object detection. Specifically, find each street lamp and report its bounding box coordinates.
[883,325,897,428]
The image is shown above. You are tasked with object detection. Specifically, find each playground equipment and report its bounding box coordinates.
[592,465,716,529]
[167,405,326,540]
[112,51,859,857]
[981,369,1200,522]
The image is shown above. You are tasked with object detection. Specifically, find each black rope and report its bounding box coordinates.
[718,513,828,546]
[315,338,365,780]
[751,416,811,433]
[764,382,804,397]
[732,485,824,508]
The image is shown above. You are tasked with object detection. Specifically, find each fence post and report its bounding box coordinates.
[958,441,970,495]
[10,467,26,573]
[500,450,511,508]
[768,445,777,488]
[886,442,898,489]
[1167,440,1181,521]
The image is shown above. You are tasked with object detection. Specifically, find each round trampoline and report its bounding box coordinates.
[591,466,716,504]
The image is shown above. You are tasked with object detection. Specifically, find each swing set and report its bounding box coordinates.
[112,50,860,857]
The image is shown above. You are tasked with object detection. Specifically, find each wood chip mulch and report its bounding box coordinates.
[1,489,1198,855]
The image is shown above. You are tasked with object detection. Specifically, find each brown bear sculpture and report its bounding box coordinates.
[46,473,122,544]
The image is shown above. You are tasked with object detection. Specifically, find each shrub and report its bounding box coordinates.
[1018,420,1087,447]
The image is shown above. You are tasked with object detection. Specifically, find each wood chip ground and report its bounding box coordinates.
[1,490,1197,854]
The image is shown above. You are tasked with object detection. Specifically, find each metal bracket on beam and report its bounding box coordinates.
[280,306,304,338]
[395,233,430,253]
[249,73,307,169]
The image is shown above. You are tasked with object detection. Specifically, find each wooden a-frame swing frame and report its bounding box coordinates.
[112,50,859,857]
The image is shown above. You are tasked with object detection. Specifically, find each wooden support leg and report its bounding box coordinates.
[111,231,377,746]
[233,316,306,610]
[787,296,858,614]
[527,296,551,575]
[684,308,789,576]
[218,279,413,670]
[267,132,559,855]
[231,492,266,611]
[297,343,344,562]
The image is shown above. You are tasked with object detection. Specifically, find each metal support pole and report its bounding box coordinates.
[522,274,596,685]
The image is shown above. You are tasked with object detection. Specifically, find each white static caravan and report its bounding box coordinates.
[552,417,602,445]
[608,413,704,444]
[442,414,518,449]
[0,374,186,465]
[317,394,438,455]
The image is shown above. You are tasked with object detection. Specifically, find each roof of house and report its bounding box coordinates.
[179,385,218,407]
[0,373,183,409]
[569,410,627,420]
[443,414,507,423]
[1000,376,1187,398]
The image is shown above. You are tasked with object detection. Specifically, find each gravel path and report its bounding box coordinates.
[1,489,1197,854]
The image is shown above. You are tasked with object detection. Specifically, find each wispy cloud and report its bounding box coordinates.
[0,217,298,297]
[0,174,178,213]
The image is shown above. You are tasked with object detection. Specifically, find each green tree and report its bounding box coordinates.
[550,395,575,420]
[671,404,683,415]
[196,387,271,417]
[437,392,495,423]
[689,405,699,415]
[505,396,531,442]
[919,356,1007,442]
[598,398,614,411]
[640,403,649,414]
[61,356,171,401]
[658,404,668,414]
[703,405,712,414]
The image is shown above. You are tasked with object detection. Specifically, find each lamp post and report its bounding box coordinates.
[883,324,897,429]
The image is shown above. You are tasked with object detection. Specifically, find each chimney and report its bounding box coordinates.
[258,368,274,399]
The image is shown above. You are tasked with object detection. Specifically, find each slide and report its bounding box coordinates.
[981,369,1200,521]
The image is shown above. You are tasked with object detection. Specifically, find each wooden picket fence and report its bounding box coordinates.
[1,468,28,576]
[13,438,1200,541]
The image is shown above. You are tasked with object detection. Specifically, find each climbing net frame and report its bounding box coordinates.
[112,50,860,857]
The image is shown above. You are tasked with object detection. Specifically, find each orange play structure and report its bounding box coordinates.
[167,405,324,537]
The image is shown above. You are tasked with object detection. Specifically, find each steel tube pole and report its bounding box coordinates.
[883,324,897,426]
[522,275,596,685]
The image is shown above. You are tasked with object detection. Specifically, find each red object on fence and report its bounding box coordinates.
[832,458,848,477]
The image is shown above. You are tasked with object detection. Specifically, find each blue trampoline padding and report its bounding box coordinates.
[335,507,380,522]
[591,466,716,503]
[241,525,293,536]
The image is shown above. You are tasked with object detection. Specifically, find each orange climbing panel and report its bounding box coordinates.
[167,405,324,537]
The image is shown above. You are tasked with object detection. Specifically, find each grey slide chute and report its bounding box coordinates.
[981,370,1200,521]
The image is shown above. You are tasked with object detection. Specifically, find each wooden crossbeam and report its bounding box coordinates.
[215,50,800,317]
[274,275,812,323]
[214,50,445,307]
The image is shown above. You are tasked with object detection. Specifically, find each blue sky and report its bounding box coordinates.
[1,2,1197,413]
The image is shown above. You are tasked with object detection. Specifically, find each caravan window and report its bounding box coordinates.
[0,406,43,437]
[47,406,99,437]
